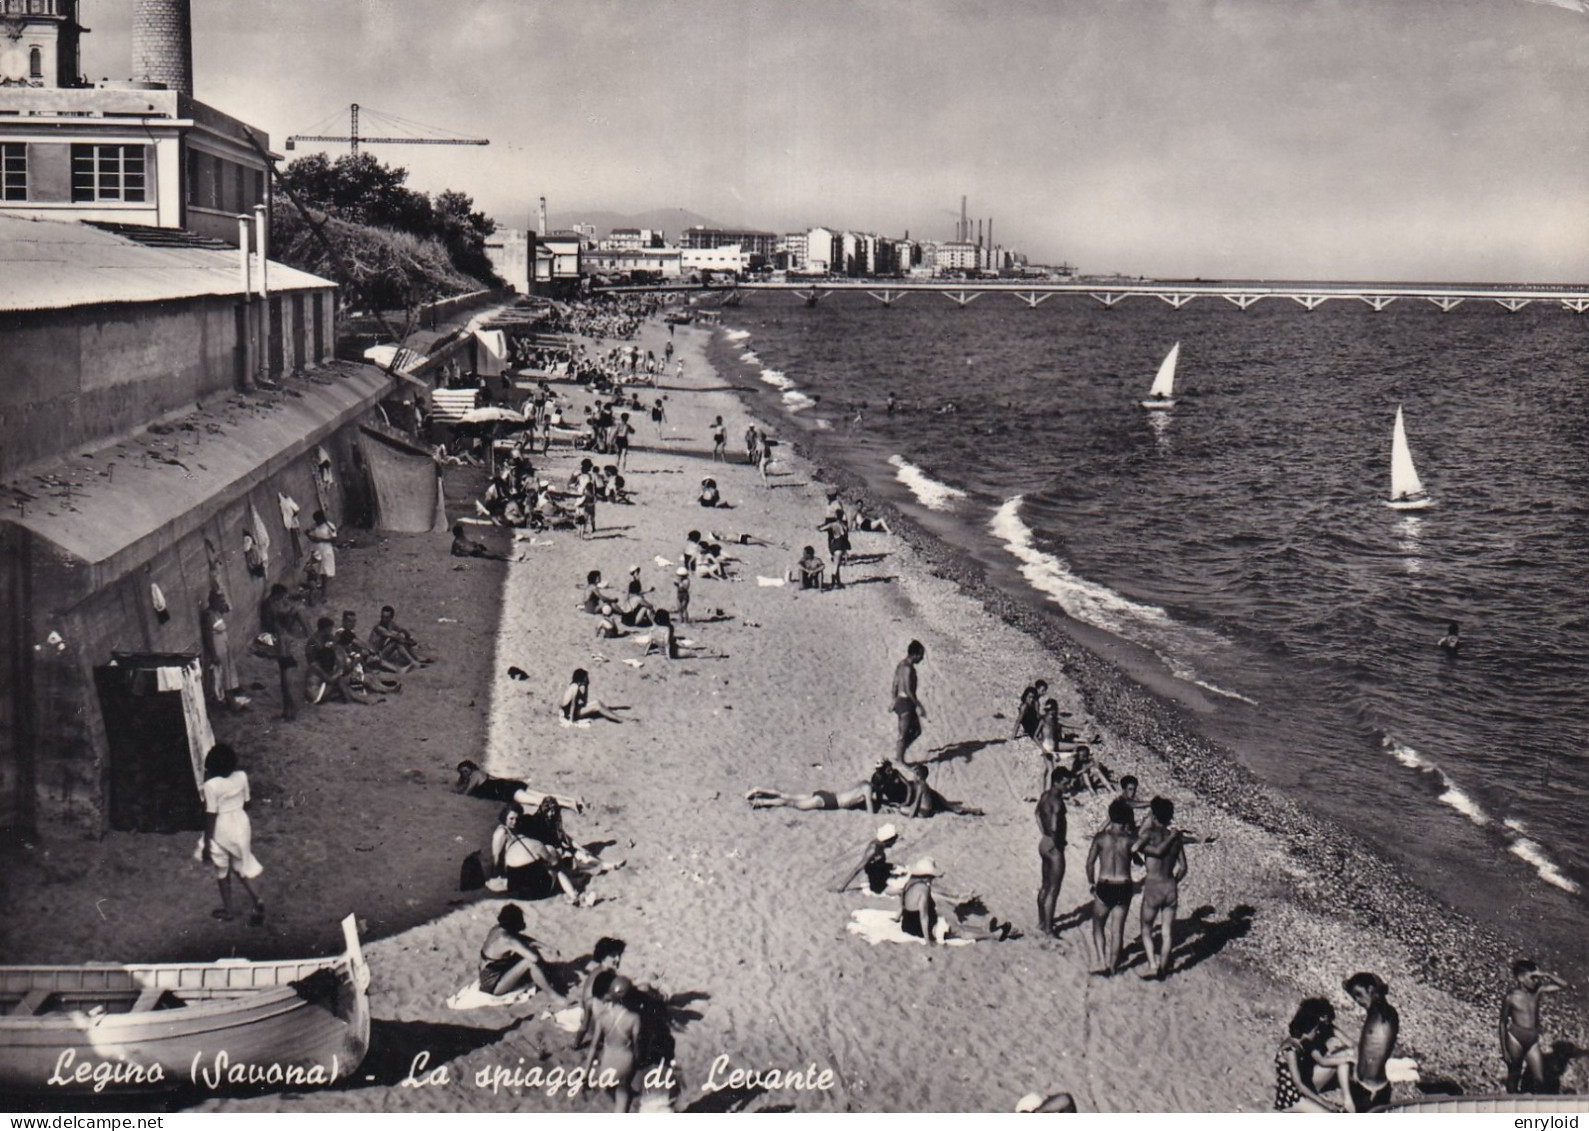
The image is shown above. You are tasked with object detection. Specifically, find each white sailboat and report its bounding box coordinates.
[1386,405,1432,510]
[1139,342,1179,410]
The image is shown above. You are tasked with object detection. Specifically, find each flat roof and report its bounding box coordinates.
[7,362,392,597]
[0,216,335,314]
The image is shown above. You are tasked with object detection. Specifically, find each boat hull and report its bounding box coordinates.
[1388,1094,1588,1113]
[0,918,369,1095]
[1139,398,1177,410]
[1385,498,1432,511]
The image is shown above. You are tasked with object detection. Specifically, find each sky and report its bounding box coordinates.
[77,0,1589,281]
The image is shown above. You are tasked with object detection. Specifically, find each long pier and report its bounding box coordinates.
[599,278,1589,313]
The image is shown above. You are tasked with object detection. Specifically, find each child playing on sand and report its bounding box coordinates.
[673,568,691,623]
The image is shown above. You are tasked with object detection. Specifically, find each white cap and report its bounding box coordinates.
[676,567,689,576]
[1014,1094,1044,1113]
[907,856,941,877]
[875,823,898,843]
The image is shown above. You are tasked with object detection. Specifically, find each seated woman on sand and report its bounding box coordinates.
[596,604,626,639]
[698,478,731,508]
[898,857,1017,944]
[561,668,627,724]
[584,570,619,614]
[1273,997,1350,1112]
[477,903,566,1003]
[747,760,914,812]
[492,806,582,905]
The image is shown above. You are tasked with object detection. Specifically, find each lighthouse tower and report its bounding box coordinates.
[132,0,193,95]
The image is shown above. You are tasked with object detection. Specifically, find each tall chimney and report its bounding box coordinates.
[538,196,548,238]
[132,0,193,96]
[959,195,967,243]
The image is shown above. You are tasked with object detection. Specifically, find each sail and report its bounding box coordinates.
[1148,343,1179,399]
[1390,405,1425,500]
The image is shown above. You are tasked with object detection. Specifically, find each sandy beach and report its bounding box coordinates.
[4,315,1582,1114]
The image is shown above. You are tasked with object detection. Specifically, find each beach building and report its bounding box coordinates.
[0,213,417,842]
[776,230,808,270]
[0,0,274,248]
[680,243,749,280]
[583,245,682,281]
[483,227,531,292]
[533,231,583,297]
[678,226,777,269]
[602,227,664,251]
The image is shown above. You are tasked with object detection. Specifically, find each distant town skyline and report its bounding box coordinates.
[72,0,1589,282]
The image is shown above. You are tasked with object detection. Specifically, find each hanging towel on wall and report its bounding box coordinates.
[279,492,303,560]
[248,502,271,576]
[150,582,170,624]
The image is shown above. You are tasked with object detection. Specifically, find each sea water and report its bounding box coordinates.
[717,295,1589,978]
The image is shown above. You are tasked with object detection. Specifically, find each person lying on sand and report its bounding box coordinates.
[900,763,983,818]
[837,824,901,894]
[1501,958,1568,1093]
[452,523,514,560]
[899,857,1017,944]
[851,507,892,535]
[748,760,913,813]
[478,903,565,1003]
[561,668,627,724]
[455,760,585,811]
[709,529,774,547]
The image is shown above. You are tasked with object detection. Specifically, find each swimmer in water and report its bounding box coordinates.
[1438,621,1461,655]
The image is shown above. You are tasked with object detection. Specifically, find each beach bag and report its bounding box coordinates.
[459,849,489,892]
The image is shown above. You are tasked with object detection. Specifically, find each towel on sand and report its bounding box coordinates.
[1386,1058,1420,1085]
[447,982,537,1010]
[846,906,972,947]
[756,576,786,587]
[551,1005,584,1033]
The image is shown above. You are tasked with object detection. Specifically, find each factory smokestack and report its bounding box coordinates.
[132,0,193,96]
[538,196,548,237]
[960,195,967,243]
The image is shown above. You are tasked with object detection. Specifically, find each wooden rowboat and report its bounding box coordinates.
[0,915,370,1094]
[1387,1094,1588,1113]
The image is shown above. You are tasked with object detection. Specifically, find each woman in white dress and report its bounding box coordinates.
[306,510,338,600]
[202,743,265,926]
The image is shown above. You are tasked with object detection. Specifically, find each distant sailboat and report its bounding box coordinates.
[1140,343,1179,410]
[1387,405,1432,510]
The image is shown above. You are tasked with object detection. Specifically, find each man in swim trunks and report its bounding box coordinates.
[1132,796,1188,979]
[1342,972,1399,1112]
[1036,767,1068,936]
[1086,798,1137,975]
[1501,958,1567,1093]
[891,640,927,764]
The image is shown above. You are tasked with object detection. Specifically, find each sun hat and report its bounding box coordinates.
[875,823,898,843]
[1015,1094,1044,1113]
[907,856,941,877]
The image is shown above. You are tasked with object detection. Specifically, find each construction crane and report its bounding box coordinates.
[286,104,489,154]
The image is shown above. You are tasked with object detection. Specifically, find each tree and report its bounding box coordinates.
[275,152,500,291]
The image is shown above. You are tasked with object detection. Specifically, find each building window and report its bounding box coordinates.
[29,46,42,79]
[1,144,25,201]
[71,144,146,203]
